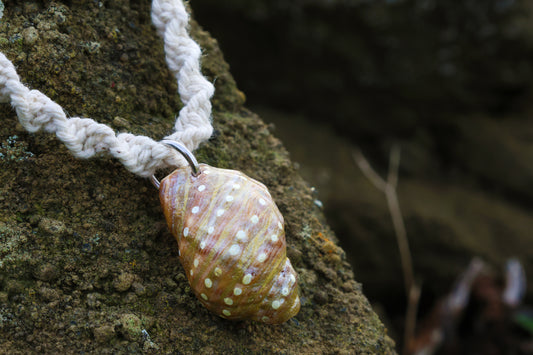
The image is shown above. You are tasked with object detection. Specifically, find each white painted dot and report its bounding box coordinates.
[226,195,234,202]
[183,227,189,237]
[228,245,241,256]
[236,230,246,241]
[214,267,222,277]
[201,293,208,300]
[193,258,199,268]
[259,198,266,206]
[216,209,225,217]
[192,206,200,214]
[190,269,194,276]
[278,222,283,229]
[272,300,281,310]
[261,316,269,323]
[200,241,207,249]
[289,274,296,284]
[204,278,212,288]
[224,297,233,305]
[198,185,206,192]
[271,234,279,242]
[257,252,267,263]
[281,287,289,296]
[208,226,214,234]
[251,215,259,224]
[242,274,252,285]
[203,169,210,174]
[233,183,241,189]
[222,309,231,316]
[233,287,242,296]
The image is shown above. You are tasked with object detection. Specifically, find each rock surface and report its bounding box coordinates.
[0,1,395,353]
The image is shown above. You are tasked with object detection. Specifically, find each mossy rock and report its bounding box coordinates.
[0,1,395,353]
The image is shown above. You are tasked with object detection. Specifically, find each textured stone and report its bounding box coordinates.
[0,1,395,353]
[113,272,135,292]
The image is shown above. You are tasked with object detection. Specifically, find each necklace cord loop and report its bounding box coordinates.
[151,139,200,189]
[161,140,200,176]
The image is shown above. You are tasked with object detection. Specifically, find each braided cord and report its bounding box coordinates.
[0,0,214,178]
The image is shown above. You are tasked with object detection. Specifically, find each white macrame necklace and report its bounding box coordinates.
[0,0,213,177]
[0,0,300,324]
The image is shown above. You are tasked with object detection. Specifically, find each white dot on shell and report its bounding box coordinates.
[259,198,266,206]
[242,274,252,285]
[190,269,193,276]
[228,245,241,256]
[233,183,241,189]
[198,185,206,192]
[203,170,210,174]
[236,230,246,240]
[226,195,234,202]
[278,222,283,229]
[271,234,279,242]
[200,241,207,250]
[216,209,225,217]
[261,316,269,322]
[193,258,199,267]
[214,267,222,277]
[208,226,214,234]
[281,287,289,296]
[251,215,259,224]
[224,297,233,305]
[257,252,267,263]
[272,300,281,310]
[204,278,212,288]
[222,309,231,316]
[233,287,242,296]
[201,293,208,300]
[192,206,200,214]
[289,274,296,284]
[183,227,189,237]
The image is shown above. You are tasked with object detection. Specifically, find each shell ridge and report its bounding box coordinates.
[172,167,192,243]
[176,168,196,273]
[192,167,226,243]
[238,247,288,317]
[186,168,250,303]
[209,182,272,287]
[182,167,224,249]
[221,216,288,319]
[180,169,221,297]
[194,172,260,305]
[214,171,290,318]
[160,175,176,217]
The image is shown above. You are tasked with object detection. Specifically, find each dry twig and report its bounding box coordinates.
[352,146,421,355]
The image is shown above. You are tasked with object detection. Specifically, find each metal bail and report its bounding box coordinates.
[151,140,201,189]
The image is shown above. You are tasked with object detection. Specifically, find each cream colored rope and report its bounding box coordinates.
[0,0,214,177]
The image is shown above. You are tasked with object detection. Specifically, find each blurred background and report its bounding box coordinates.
[191,1,533,353]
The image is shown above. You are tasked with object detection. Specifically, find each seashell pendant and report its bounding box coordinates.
[155,141,300,324]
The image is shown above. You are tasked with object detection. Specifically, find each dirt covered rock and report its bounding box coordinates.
[0,1,395,353]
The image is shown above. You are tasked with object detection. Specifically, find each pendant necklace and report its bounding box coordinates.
[0,0,300,324]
